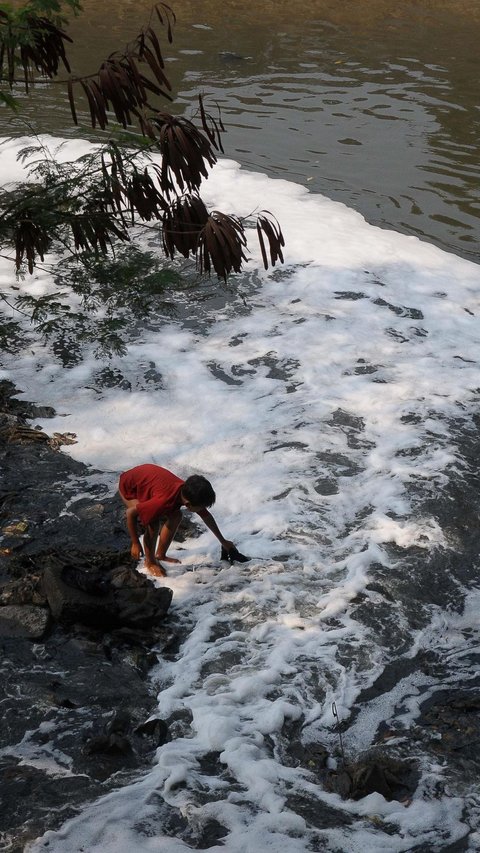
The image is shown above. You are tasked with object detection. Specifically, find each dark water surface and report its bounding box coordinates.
[5,0,480,262]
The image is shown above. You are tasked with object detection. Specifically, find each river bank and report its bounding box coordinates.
[0,381,181,851]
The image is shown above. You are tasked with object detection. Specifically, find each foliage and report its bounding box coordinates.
[0,0,80,99]
[2,244,184,360]
[0,0,284,283]
[0,0,285,359]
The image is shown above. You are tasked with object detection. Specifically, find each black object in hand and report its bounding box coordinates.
[221,545,250,564]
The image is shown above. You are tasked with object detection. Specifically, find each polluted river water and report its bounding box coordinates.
[1,1,480,851]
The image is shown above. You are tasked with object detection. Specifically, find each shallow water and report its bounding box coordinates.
[5,0,480,261]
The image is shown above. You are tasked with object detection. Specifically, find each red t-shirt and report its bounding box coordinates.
[119,464,184,527]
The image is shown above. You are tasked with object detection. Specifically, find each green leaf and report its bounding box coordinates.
[0,91,19,110]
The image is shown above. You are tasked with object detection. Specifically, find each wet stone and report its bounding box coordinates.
[316,450,363,477]
[93,366,132,390]
[43,554,172,630]
[285,739,329,774]
[0,761,93,853]
[373,297,424,320]
[0,571,47,606]
[285,791,354,831]
[314,477,339,496]
[353,362,378,375]
[135,717,169,746]
[334,291,366,300]
[328,408,365,432]
[206,361,243,385]
[0,605,51,640]
[416,689,480,772]
[325,750,418,803]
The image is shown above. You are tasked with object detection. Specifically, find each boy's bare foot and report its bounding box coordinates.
[155,554,181,564]
[146,562,167,578]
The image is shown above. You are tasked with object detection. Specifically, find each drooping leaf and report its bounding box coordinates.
[256,212,285,268]
[162,194,209,258]
[197,212,248,280]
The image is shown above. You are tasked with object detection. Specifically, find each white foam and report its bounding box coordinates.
[3,136,478,851]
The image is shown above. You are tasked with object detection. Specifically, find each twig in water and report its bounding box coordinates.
[332,701,347,768]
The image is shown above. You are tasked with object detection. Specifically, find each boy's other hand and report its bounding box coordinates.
[221,544,250,564]
[131,542,143,561]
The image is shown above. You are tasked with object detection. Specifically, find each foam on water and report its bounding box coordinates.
[2,137,480,851]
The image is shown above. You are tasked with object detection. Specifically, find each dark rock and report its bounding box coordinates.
[325,751,418,802]
[111,575,172,629]
[135,717,169,746]
[85,732,133,756]
[0,605,51,640]
[0,760,92,853]
[314,477,339,495]
[106,709,131,734]
[192,818,229,849]
[62,563,111,596]
[327,768,353,799]
[43,555,172,629]
[286,739,329,774]
[44,561,115,626]
[417,689,480,766]
[0,572,47,606]
[84,710,162,758]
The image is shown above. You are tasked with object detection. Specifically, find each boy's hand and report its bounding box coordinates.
[131,541,143,561]
[220,544,250,564]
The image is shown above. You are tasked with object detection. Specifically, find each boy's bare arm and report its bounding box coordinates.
[126,505,143,559]
[197,509,234,551]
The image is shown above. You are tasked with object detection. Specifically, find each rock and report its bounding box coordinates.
[85,732,133,756]
[44,562,115,627]
[86,710,141,756]
[135,717,169,746]
[327,768,353,799]
[0,573,47,606]
[113,582,172,629]
[418,689,480,763]
[0,605,51,640]
[3,424,49,444]
[325,751,418,802]
[43,555,172,629]
[1,519,29,536]
[286,739,329,774]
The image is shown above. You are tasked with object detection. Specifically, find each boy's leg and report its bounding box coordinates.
[143,520,167,577]
[156,510,182,564]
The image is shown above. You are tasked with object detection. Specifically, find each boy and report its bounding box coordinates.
[119,463,235,577]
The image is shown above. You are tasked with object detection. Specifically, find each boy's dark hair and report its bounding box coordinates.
[182,475,216,508]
